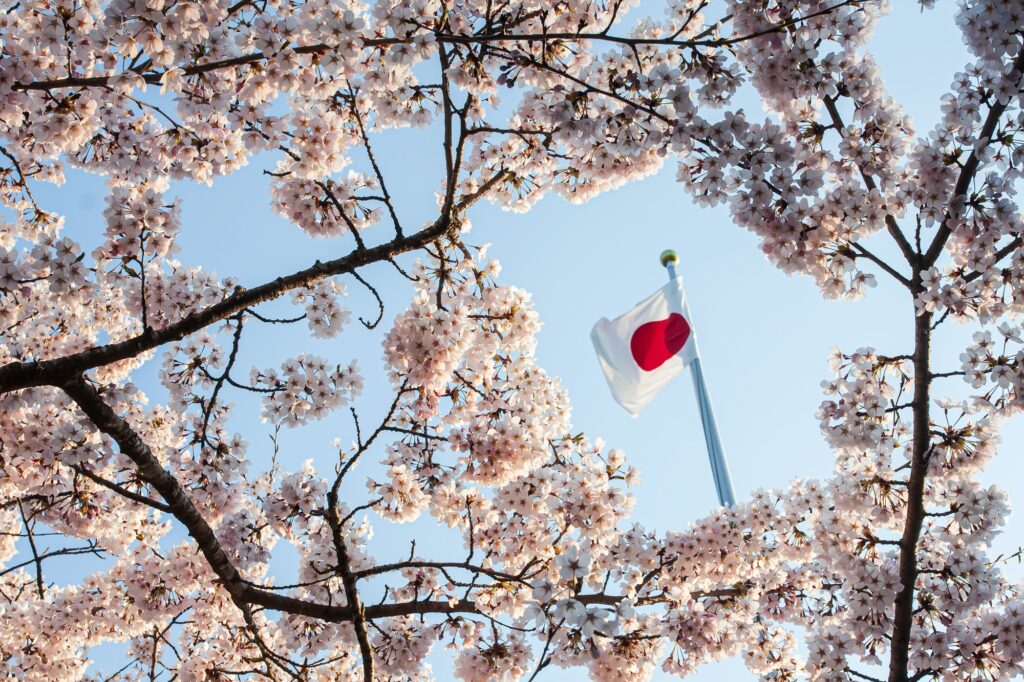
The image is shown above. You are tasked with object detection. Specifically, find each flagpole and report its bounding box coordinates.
[660,250,737,507]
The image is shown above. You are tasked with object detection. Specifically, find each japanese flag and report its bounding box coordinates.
[591,277,698,416]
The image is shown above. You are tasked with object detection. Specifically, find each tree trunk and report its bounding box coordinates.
[888,294,931,682]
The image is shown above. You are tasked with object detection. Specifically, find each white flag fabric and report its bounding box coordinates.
[591,277,698,416]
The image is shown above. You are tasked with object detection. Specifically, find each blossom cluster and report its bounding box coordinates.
[3,0,1024,680]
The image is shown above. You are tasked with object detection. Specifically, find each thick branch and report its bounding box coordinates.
[47,380,753,631]
[0,217,461,394]
[60,376,357,621]
[57,376,522,628]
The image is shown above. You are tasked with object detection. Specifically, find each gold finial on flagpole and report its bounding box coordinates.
[660,249,679,268]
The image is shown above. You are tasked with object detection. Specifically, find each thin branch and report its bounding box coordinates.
[355,560,528,584]
[0,544,104,581]
[70,464,172,513]
[922,51,1024,267]
[348,270,385,329]
[850,242,912,288]
[962,235,1022,283]
[823,96,917,267]
[347,87,404,237]
[845,668,885,682]
[17,501,44,598]
[14,2,867,93]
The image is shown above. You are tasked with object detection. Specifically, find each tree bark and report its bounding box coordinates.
[887,298,931,682]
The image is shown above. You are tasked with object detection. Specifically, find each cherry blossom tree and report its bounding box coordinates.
[1,0,1023,680]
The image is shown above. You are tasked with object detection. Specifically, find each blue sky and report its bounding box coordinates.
[30,1,1024,679]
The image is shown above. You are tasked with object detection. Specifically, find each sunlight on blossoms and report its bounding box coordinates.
[3,0,1024,680]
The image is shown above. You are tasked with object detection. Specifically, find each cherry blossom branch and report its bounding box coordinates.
[1,171,508,397]
[525,617,566,682]
[496,47,668,124]
[381,426,448,441]
[355,560,530,584]
[12,3,869,94]
[241,606,309,680]
[68,464,172,513]
[575,589,740,607]
[0,541,103,582]
[922,49,1024,268]
[198,315,245,447]
[53,378,752,640]
[962,235,1022,283]
[59,376,358,621]
[0,213,464,394]
[822,95,917,267]
[846,668,885,682]
[0,144,41,215]
[0,493,62,512]
[345,88,404,238]
[326,466,374,682]
[884,57,1024,681]
[11,40,391,92]
[349,269,386,330]
[244,309,307,324]
[435,0,868,49]
[16,501,44,597]
[850,242,912,288]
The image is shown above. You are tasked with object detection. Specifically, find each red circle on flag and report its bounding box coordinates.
[630,313,691,371]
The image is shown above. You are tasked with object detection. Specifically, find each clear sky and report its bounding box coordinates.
[31,1,1024,680]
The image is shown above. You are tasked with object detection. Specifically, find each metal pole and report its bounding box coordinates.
[660,250,736,507]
